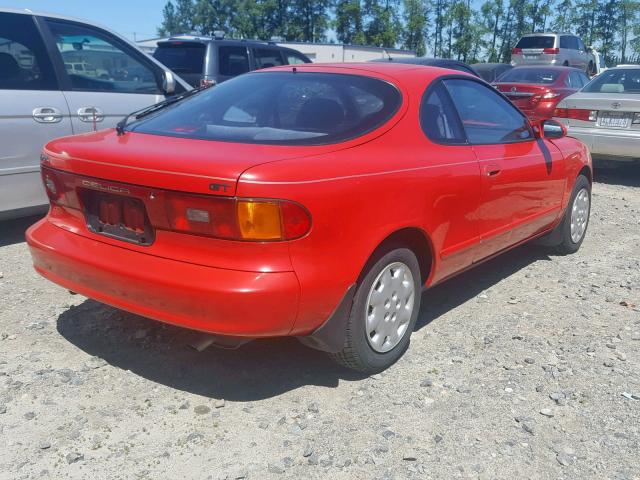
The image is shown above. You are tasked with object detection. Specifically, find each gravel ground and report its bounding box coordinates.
[1,167,639,480]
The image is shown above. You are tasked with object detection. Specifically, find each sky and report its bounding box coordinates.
[4,0,166,41]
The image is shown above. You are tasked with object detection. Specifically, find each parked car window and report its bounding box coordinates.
[130,72,402,145]
[218,46,250,76]
[560,36,570,49]
[254,48,284,69]
[516,36,555,49]
[0,13,57,90]
[582,68,640,94]
[498,68,560,84]
[153,42,205,75]
[420,82,465,144]
[568,71,586,88]
[46,20,161,94]
[576,38,586,52]
[444,79,532,144]
[285,52,309,65]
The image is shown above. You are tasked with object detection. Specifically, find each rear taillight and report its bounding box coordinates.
[512,47,522,54]
[543,47,560,54]
[165,193,311,241]
[633,112,640,124]
[554,108,597,121]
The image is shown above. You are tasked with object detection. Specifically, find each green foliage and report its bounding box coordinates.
[157,0,640,63]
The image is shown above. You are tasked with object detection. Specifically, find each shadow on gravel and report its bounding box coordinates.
[56,243,550,401]
[416,244,551,331]
[594,164,640,187]
[0,214,44,247]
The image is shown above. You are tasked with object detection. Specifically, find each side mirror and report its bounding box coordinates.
[535,119,566,139]
[162,70,176,95]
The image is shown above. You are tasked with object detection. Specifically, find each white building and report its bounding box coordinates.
[136,37,415,63]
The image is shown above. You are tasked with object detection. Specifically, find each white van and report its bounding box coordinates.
[0,8,190,220]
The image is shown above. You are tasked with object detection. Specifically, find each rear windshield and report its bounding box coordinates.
[515,36,555,49]
[130,72,402,145]
[153,43,205,74]
[582,69,640,94]
[497,68,560,84]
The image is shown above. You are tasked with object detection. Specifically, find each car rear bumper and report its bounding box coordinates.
[567,126,640,161]
[27,219,300,336]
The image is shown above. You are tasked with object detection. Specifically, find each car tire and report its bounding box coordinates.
[329,246,422,373]
[552,175,591,254]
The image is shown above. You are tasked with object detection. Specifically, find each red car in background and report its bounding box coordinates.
[493,66,590,121]
[27,64,592,373]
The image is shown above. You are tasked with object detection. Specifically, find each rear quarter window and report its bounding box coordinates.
[130,72,402,145]
[153,43,205,74]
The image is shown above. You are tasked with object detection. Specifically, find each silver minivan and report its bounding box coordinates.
[511,33,593,74]
[0,8,190,220]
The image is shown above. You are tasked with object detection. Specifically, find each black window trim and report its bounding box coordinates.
[419,78,469,146]
[36,16,166,95]
[434,74,536,146]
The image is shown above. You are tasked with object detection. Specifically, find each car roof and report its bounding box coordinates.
[471,63,511,69]
[0,7,112,31]
[520,32,569,37]
[510,65,583,71]
[613,64,640,69]
[261,62,471,82]
[159,36,297,50]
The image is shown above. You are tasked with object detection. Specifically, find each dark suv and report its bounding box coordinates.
[153,36,311,87]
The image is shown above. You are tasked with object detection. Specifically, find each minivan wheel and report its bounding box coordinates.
[329,247,421,373]
[554,175,591,254]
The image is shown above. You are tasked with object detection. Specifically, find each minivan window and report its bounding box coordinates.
[47,20,161,94]
[286,52,309,65]
[516,36,555,49]
[582,69,640,94]
[130,72,402,145]
[254,49,284,69]
[498,68,560,84]
[153,42,206,74]
[0,13,57,90]
[219,46,250,76]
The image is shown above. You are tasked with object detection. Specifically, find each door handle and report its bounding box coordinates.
[32,107,63,123]
[484,164,501,177]
[77,107,105,123]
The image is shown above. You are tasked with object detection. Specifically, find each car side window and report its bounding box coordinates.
[576,38,586,52]
[254,48,284,69]
[0,13,57,90]
[559,36,569,49]
[420,82,466,144]
[285,52,308,65]
[444,78,533,144]
[218,46,250,76]
[45,19,161,94]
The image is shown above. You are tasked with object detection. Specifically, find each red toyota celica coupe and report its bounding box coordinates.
[27,63,592,373]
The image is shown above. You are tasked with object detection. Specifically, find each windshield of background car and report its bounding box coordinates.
[153,43,205,74]
[129,72,402,145]
[582,69,640,94]
[515,36,555,49]
[498,68,560,84]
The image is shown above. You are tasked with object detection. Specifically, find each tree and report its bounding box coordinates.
[335,0,366,44]
[618,0,640,63]
[288,0,331,42]
[158,0,196,36]
[402,0,429,55]
[480,0,504,62]
[550,0,572,33]
[363,0,401,48]
[595,0,620,65]
[450,0,474,61]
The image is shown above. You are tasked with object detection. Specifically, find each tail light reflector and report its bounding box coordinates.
[512,47,522,54]
[543,47,560,54]
[554,108,597,121]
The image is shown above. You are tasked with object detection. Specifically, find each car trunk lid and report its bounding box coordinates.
[44,130,326,197]
[495,83,552,108]
[556,92,640,129]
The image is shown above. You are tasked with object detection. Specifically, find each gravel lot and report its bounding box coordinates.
[1,167,639,480]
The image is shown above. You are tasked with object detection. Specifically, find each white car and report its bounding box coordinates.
[0,8,191,220]
[554,66,640,164]
[511,33,592,74]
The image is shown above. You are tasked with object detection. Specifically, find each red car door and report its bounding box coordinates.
[443,78,566,261]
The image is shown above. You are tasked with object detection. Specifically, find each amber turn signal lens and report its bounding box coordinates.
[237,200,282,240]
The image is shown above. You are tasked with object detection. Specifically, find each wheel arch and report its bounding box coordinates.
[361,227,435,286]
[578,165,592,184]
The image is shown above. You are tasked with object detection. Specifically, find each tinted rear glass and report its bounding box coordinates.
[582,69,640,94]
[153,43,205,74]
[498,68,560,84]
[515,36,555,49]
[130,72,402,145]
